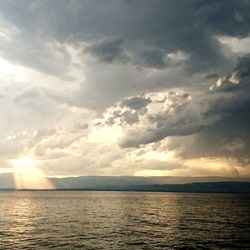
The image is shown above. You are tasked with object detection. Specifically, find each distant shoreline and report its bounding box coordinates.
[1,181,250,194]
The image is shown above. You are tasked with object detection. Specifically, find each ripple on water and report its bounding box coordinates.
[0,191,250,249]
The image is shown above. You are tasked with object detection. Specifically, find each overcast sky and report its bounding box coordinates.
[0,0,250,177]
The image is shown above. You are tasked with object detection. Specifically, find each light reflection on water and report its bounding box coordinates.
[0,191,250,249]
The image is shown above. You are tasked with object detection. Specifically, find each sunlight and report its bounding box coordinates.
[143,151,175,162]
[0,57,22,76]
[11,156,54,190]
[135,169,171,177]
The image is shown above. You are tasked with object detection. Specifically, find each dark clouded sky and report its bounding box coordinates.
[0,0,250,178]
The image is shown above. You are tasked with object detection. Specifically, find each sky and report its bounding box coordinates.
[0,0,250,178]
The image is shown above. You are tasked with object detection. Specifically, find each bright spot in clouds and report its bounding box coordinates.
[0,57,22,76]
[11,156,54,189]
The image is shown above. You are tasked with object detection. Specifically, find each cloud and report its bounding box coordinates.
[84,38,128,63]
[98,54,250,169]
[115,91,215,147]
[121,96,151,110]
[136,49,168,69]
[1,0,249,76]
[0,1,250,177]
[0,19,72,78]
[176,56,250,163]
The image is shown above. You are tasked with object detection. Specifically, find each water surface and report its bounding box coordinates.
[0,191,250,249]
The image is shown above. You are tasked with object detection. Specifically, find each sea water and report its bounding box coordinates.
[0,191,250,249]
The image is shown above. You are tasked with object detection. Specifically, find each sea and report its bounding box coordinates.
[0,191,250,249]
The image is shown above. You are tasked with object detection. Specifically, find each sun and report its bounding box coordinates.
[12,156,35,174]
[11,156,54,190]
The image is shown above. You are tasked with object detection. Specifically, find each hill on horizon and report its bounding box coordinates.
[1,173,250,193]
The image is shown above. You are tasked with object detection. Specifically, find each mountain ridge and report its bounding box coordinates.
[1,173,250,193]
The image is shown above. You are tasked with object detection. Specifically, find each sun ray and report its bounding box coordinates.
[11,156,54,190]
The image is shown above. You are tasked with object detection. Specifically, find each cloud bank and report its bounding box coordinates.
[0,0,250,177]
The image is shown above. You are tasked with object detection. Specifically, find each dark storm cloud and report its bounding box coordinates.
[120,55,250,163]
[183,115,250,163]
[119,91,211,148]
[1,0,250,75]
[121,96,151,110]
[234,53,250,78]
[136,49,168,69]
[84,38,128,63]
[0,0,250,111]
[191,54,250,162]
